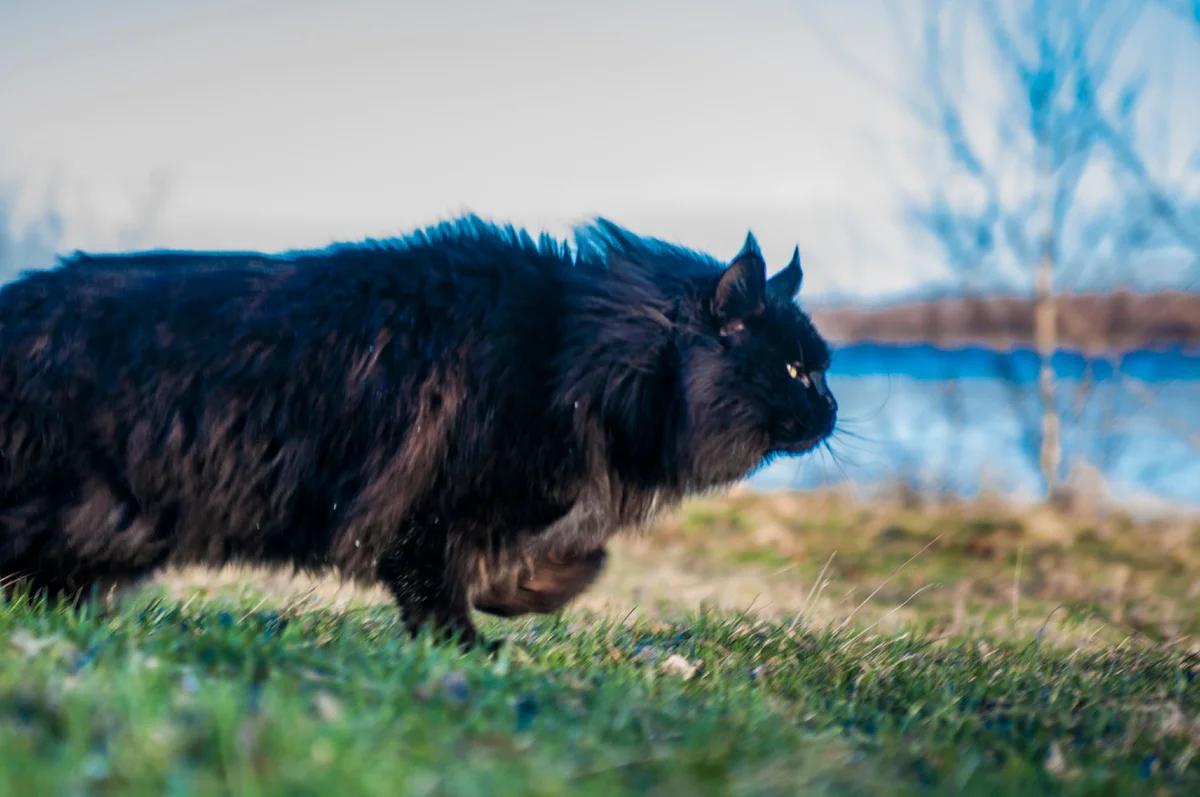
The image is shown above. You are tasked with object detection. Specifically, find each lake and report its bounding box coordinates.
[753,343,1200,512]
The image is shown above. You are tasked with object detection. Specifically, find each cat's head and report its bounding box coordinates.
[563,220,837,489]
[675,232,837,484]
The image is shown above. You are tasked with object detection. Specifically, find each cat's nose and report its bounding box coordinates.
[810,370,835,409]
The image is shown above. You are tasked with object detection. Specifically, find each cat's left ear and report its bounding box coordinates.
[768,246,803,299]
[713,232,767,331]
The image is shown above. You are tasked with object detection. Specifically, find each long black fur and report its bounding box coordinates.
[0,215,836,647]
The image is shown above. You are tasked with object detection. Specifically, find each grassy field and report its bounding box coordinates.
[2,491,1199,795]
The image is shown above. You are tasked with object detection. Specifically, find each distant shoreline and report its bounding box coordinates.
[808,290,1200,355]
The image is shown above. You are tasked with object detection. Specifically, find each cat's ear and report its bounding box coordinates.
[768,246,803,300]
[713,232,767,331]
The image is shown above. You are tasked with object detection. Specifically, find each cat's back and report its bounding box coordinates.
[0,223,576,410]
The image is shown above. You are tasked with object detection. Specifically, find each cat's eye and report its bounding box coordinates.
[787,360,816,386]
[786,362,809,386]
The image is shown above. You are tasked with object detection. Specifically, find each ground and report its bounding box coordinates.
[2,490,1199,795]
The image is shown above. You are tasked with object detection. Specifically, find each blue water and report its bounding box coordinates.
[753,343,1200,510]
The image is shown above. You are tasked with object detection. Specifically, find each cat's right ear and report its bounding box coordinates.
[712,232,767,334]
[768,246,803,300]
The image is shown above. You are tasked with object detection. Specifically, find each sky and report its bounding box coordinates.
[0,0,1196,300]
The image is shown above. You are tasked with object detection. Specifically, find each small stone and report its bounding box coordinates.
[661,654,698,680]
[313,691,342,721]
[9,630,60,658]
[1045,742,1067,778]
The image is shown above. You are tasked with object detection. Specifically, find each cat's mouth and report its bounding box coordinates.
[773,433,830,455]
[772,418,835,455]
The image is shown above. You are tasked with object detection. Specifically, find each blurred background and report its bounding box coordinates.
[2,0,1197,515]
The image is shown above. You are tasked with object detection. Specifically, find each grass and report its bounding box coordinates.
[584,489,1200,645]
[2,491,1199,795]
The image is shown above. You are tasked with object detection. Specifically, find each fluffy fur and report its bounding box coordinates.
[0,215,836,647]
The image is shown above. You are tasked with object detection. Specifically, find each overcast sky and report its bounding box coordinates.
[1,0,1195,299]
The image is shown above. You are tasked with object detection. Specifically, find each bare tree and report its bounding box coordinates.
[904,0,1200,498]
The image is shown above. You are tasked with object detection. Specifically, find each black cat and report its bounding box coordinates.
[0,216,836,648]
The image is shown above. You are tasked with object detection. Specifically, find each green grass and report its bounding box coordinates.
[626,491,1200,642]
[2,492,1199,795]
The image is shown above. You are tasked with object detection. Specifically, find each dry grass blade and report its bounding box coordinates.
[1012,545,1024,621]
[0,571,32,590]
[845,583,941,644]
[836,534,943,632]
[789,551,837,633]
[239,594,272,624]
